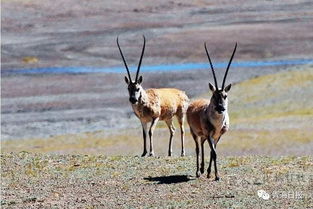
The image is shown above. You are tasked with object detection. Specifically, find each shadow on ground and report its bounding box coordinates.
[144,175,194,184]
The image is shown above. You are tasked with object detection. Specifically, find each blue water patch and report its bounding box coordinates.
[3,59,313,75]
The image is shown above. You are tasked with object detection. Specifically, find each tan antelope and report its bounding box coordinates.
[187,42,237,180]
[117,36,189,157]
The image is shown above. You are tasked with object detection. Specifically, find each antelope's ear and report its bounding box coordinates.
[225,84,232,92]
[137,76,143,84]
[124,76,130,84]
[208,83,216,92]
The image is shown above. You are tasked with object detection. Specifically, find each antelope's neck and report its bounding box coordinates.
[131,89,149,116]
[207,104,229,129]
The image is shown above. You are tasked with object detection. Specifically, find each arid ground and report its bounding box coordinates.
[1,0,313,208]
[2,154,313,208]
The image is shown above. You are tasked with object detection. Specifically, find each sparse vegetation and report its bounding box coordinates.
[1,153,312,208]
[229,66,313,123]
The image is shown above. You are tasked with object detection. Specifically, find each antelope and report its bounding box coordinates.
[117,36,189,157]
[187,42,237,180]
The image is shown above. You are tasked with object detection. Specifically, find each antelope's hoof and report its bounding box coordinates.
[149,152,155,157]
[215,176,220,181]
[207,173,211,179]
[141,152,147,157]
[168,152,172,157]
[196,171,201,178]
[200,167,205,174]
[181,152,185,157]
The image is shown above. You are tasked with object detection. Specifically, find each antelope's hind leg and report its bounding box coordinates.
[200,137,206,174]
[148,117,159,157]
[190,129,201,177]
[165,119,176,157]
[176,114,186,157]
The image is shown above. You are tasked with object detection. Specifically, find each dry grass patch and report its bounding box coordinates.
[1,153,312,208]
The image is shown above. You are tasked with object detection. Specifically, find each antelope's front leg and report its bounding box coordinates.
[141,121,148,157]
[148,117,159,156]
[207,150,213,179]
[208,136,219,181]
[213,150,219,181]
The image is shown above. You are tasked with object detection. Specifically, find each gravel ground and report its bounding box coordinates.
[1,153,313,208]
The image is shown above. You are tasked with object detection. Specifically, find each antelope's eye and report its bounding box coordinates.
[136,88,140,91]
[224,95,227,99]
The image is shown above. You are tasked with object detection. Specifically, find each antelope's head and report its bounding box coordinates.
[117,36,146,104]
[204,42,237,114]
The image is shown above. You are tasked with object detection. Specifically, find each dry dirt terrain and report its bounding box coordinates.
[1,0,313,208]
[1,153,313,208]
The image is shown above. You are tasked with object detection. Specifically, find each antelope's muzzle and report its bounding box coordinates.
[215,105,225,114]
[129,97,138,104]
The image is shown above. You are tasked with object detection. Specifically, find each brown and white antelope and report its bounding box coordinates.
[187,42,237,180]
[117,36,189,157]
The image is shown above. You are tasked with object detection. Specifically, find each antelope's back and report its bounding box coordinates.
[147,88,189,119]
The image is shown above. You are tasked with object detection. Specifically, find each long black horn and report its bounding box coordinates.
[222,42,237,89]
[204,42,218,89]
[135,35,146,82]
[117,36,132,81]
